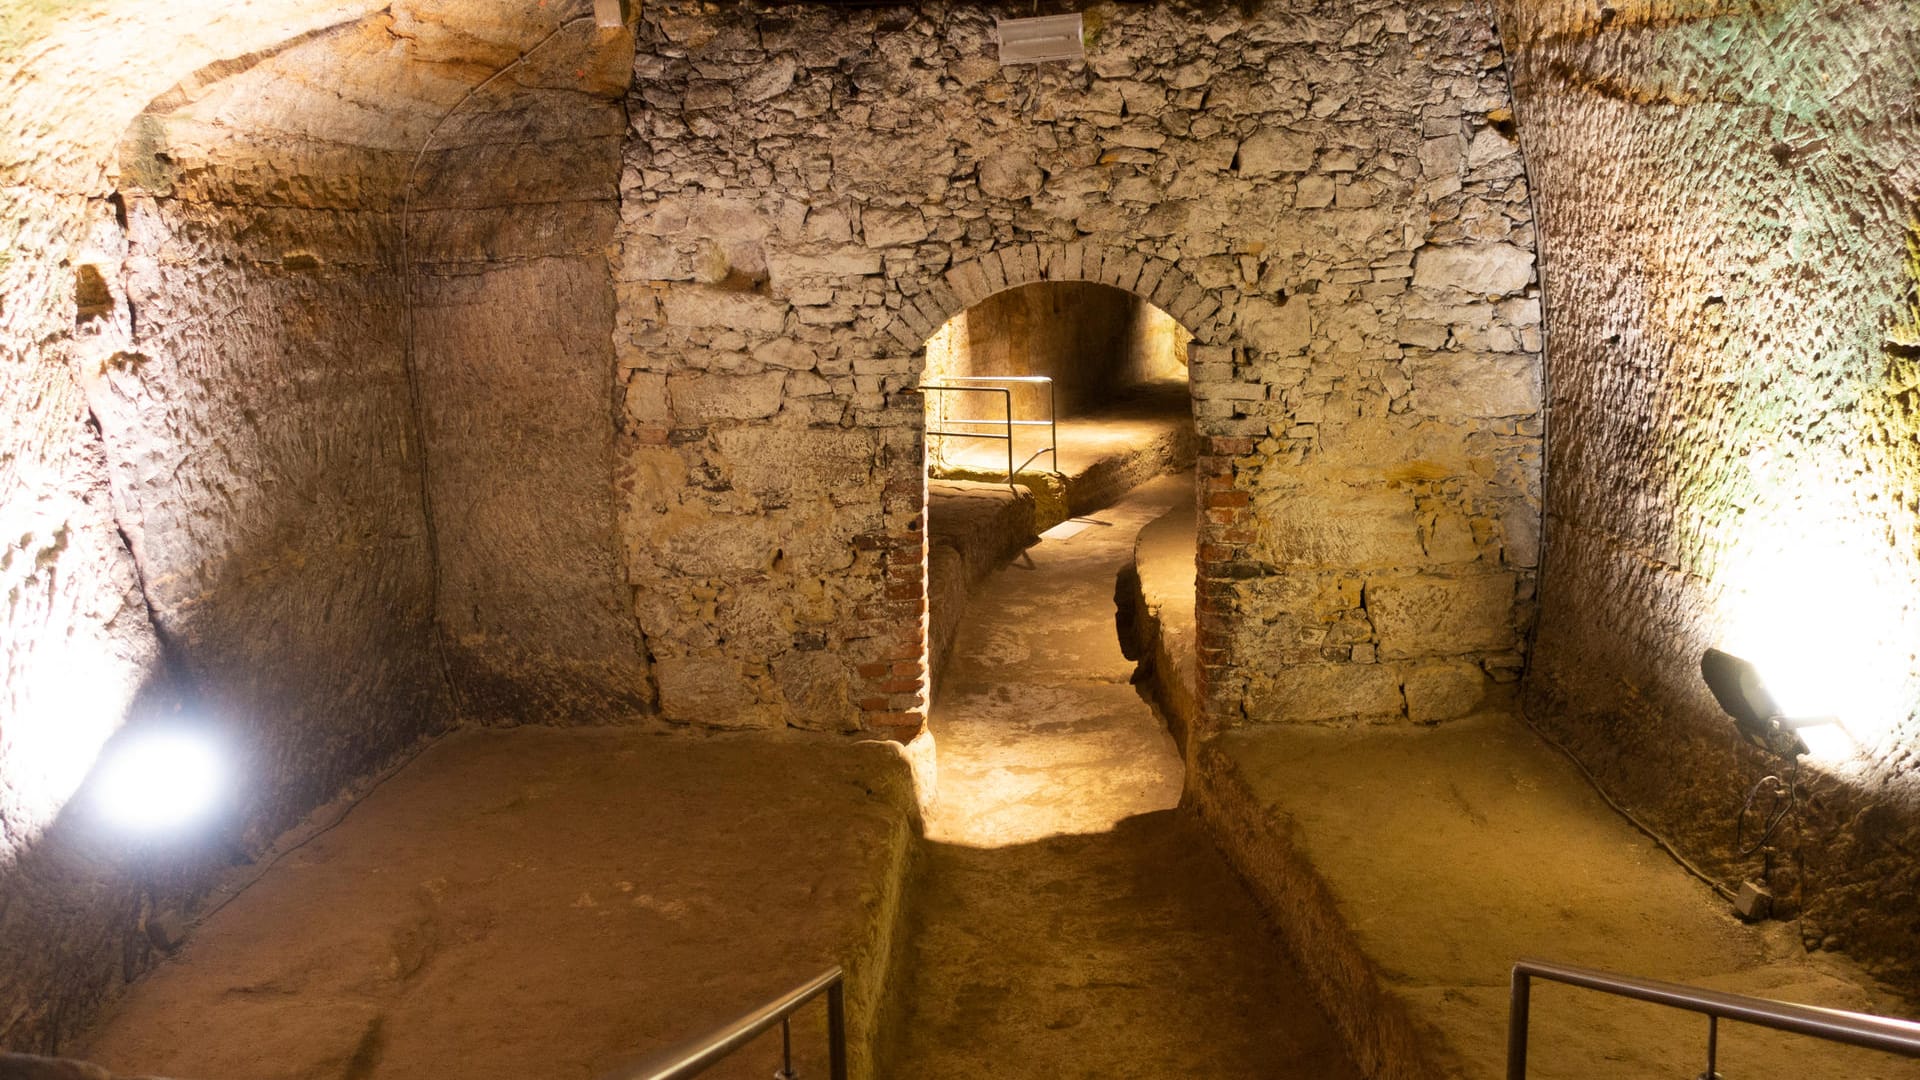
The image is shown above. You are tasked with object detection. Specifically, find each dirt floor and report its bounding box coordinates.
[72,730,919,1080]
[71,458,1918,1080]
[888,474,1360,1078]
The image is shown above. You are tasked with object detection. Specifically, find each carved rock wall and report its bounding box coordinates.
[617,0,1544,736]
[407,17,650,724]
[0,3,390,1048]
[101,11,449,854]
[1499,0,1920,986]
[0,0,634,1050]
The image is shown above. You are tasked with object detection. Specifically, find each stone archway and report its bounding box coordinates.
[605,0,1542,751]
[875,240,1249,742]
[882,242,1233,354]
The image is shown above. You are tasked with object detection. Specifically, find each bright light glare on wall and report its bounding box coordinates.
[7,652,138,824]
[1719,525,1910,764]
[92,728,225,834]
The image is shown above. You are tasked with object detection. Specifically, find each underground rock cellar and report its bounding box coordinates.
[2,0,1919,1077]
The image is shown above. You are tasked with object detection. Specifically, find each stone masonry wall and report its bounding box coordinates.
[617,0,1544,737]
[1499,0,1920,987]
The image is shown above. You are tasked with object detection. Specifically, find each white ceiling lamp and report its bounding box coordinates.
[594,0,628,29]
[995,13,1085,66]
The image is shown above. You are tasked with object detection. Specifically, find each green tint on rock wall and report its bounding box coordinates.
[1505,0,1920,987]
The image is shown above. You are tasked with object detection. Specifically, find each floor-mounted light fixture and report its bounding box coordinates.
[995,13,1084,66]
[1698,646,1845,917]
[1699,647,1838,759]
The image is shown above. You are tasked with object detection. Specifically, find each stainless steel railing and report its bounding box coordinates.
[922,375,1058,489]
[605,966,847,1080]
[1508,958,1920,1079]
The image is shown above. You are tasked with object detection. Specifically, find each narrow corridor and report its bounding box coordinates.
[888,475,1359,1078]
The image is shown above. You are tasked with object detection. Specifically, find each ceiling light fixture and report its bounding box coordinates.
[995,14,1084,66]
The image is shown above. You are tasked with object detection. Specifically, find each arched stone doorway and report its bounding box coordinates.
[873,242,1246,744]
[918,279,1193,694]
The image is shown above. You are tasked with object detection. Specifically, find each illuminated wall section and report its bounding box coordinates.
[922,282,1186,417]
[0,1,631,1051]
[1499,0,1920,983]
[2,2,389,1049]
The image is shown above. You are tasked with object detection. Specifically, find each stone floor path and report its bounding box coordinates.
[886,474,1359,1079]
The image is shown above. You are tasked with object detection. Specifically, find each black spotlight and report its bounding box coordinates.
[1700,648,1833,758]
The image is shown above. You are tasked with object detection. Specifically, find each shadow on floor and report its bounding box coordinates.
[882,809,1361,1080]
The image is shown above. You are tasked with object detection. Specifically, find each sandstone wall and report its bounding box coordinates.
[618,0,1544,736]
[1499,0,1920,986]
[101,12,450,858]
[0,3,389,1048]
[0,1,633,1050]
[407,18,650,724]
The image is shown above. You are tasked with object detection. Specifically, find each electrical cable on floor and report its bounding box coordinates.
[1518,713,1739,902]
[1488,34,1744,909]
[194,733,441,923]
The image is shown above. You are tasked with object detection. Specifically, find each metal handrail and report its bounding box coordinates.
[921,375,1058,489]
[605,966,847,1080]
[1508,958,1920,1079]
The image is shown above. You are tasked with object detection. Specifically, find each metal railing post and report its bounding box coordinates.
[919,378,1058,490]
[1045,376,1057,475]
[1703,1013,1718,1080]
[826,981,848,1080]
[604,966,848,1080]
[1507,967,1531,1080]
[999,386,1014,489]
[774,1016,794,1080]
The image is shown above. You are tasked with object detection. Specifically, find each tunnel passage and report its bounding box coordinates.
[919,280,1198,691]
[923,280,1191,490]
[4,0,1564,1060]
[6,0,1920,1073]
